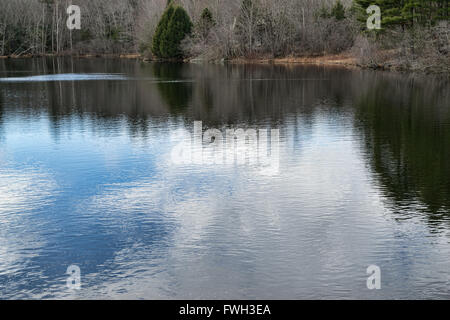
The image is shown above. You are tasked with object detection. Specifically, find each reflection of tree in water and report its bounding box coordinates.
[152,63,192,113]
[354,75,450,224]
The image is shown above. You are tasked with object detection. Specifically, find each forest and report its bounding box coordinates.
[0,0,448,72]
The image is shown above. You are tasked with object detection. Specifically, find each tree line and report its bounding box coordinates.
[0,0,137,56]
[354,0,449,27]
[0,0,448,71]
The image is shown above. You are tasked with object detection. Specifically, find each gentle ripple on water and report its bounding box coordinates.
[0,58,449,299]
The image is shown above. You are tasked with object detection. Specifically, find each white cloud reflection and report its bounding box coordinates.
[60,118,450,299]
[0,165,57,282]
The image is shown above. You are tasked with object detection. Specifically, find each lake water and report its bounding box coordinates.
[0,58,449,299]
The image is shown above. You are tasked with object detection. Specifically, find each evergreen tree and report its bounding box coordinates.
[433,0,450,21]
[353,0,449,29]
[375,0,406,28]
[317,5,331,19]
[152,5,175,58]
[402,0,432,26]
[331,1,346,20]
[197,8,215,39]
[159,6,193,58]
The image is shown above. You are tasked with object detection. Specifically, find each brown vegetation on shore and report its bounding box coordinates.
[229,53,358,67]
[0,0,447,73]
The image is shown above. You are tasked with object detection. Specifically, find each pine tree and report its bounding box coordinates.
[353,0,449,29]
[402,0,428,26]
[159,6,193,58]
[331,1,346,20]
[434,0,450,22]
[376,0,406,28]
[152,6,175,58]
[197,8,215,39]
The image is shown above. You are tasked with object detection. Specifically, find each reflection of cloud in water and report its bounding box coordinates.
[57,155,289,298]
[0,166,57,293]
[0,167,56,215]
[65,119,450,299]
[53,179,177,299]
[0,73,128,82]
[0,73,195,84]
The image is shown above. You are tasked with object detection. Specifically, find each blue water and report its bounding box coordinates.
[0,58,449,299]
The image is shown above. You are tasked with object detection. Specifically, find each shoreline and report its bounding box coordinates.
[228,53,358,68]
[0,52,361,69]
[1,52,448,74]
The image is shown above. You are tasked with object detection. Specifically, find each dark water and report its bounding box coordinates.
[0,58,449,299]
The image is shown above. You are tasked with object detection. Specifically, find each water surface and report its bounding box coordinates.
[0,58,449,299]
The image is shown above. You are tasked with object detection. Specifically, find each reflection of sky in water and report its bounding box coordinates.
[0,111,449,299]
[0,60,449,299]
[0,73,195,84]
[0,73,128,82]
[0,115,176,298]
